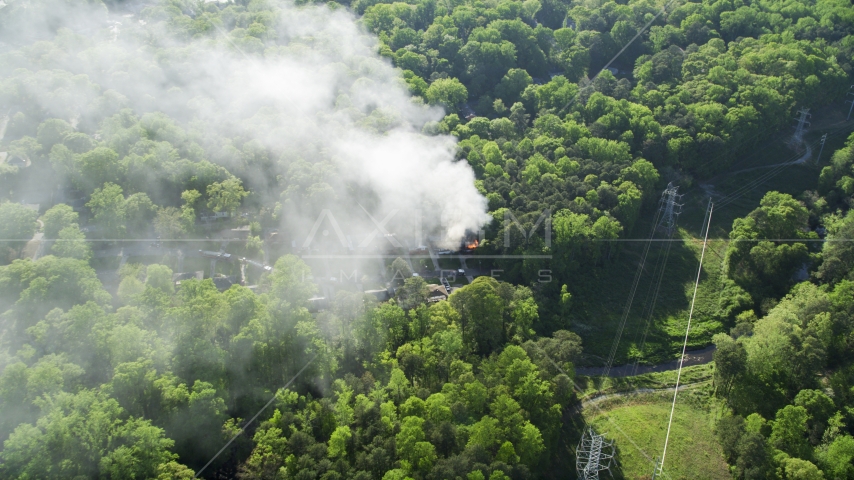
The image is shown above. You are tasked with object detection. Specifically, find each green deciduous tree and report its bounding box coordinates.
[328,426,351,459]
[154,207,188,239]
[124,192,156,237]
[42,204,78,239]
[817,210,854,285]
[713,333,747,399]
[449,277,504,354]
[426,77,469,107]
[397,276,429,310]
[206,177,248,214]
[52,225,92,261]
[817,435,854,479]
[771,405,811,460]
[495,69,532,104]
[0,202,38,258]
[0,390,187,479]
[87,183,127,240]
[74,147,123,193]
[36,118,73,152]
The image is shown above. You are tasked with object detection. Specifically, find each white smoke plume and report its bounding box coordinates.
[1,0,488,249]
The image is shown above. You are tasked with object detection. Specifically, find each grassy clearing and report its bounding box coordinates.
[438,256,462,270]
[414,258,433,271]
[583,387,729,480]
[569,220,727,365]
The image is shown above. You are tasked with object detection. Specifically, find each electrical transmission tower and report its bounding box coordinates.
[657,182,683,236]
[815,133,828,165]
[791,107,811,146]
[576,428,615,480]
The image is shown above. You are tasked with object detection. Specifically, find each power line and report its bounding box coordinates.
[705,116,854,211]
[687,106,853,210]
[194,354,318,478]
[532,343,658,470]
[602,199,663,378]
[557,0,680,116]
[846,85,854,122]
[790,107,811,147]
[815,133,828,165]
[714,131,834,210]
[584,185,682,478]
[657,183,683,236]
[654,200,713,478]
[714,135,820,209]
[692,119,799,174]
[561,197,719,478]
[628,184,681,375]
[630,230,675,377]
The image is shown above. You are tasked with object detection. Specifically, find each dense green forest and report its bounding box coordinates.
[710,132,854,479]
[0,0,853,477]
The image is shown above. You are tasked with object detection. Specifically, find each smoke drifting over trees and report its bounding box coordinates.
[3,0,854,476]
[1,0,488,246]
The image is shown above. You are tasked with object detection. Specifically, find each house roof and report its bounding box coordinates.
[427,284,448,301]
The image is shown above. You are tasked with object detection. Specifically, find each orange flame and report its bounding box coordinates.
[465,239,479,249]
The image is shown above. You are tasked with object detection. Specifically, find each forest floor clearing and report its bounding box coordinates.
[583,384,729,480]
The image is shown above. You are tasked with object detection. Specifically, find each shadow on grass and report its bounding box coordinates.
[568,220,719,366]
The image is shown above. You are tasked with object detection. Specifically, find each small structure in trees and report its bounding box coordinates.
[426,284,449,302]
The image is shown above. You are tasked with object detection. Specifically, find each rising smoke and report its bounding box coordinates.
[1,0,489,249]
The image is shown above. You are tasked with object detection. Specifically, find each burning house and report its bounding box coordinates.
[460,231,480,252]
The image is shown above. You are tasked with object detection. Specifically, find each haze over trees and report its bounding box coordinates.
[0,0,852,477]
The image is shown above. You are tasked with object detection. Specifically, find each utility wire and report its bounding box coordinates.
[603,206,662,378]
[558,0,680,116]
[656,200,713,476]
[630,231,674,377]
[194,354,318,478]
[532,343,658,467]
[690,110,849,175]
[712,121,854,210]
[711,142,813,210]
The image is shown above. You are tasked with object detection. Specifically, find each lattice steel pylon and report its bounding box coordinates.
[657,182,683,237]
[792,107,811,146]
[576,428,615,480]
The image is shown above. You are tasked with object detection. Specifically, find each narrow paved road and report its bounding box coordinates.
[426,244,441,271]
[27,232,44,260]
[458,255,474,283]
[727,143,812,175]
[93,242,224,260]
[581,381,709,408]
[576,345,715,377]
[698,143,813,199]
